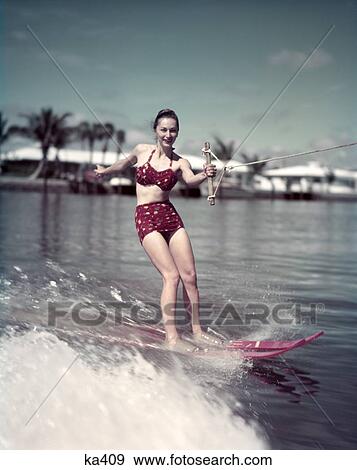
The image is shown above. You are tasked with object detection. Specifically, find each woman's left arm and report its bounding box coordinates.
[179,158,217,187]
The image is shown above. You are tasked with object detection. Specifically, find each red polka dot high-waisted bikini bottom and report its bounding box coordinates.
[134,200,184,244]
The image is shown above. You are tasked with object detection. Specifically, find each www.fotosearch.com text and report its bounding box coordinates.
[46,300,324,328]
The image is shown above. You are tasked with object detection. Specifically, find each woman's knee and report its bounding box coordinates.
[181,270,197,288]
[162,270,180,286]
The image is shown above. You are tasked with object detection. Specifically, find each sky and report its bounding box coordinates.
[1,0,357,167]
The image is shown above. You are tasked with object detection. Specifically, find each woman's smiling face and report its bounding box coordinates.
[155,117,178,148]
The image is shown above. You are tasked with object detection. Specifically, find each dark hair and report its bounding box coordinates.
[153,109,179,132]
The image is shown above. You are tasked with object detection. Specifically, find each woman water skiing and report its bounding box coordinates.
[94,109,220,351]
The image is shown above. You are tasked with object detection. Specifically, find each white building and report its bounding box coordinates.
[3,147,357,200]
[261,161,357,200]
[2,146,212,171]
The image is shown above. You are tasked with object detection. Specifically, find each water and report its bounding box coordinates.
[0,190,356,449]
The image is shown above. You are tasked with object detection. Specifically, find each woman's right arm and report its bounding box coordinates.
[94,144,141,177]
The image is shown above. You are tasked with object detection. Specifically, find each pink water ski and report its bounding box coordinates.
[98,335,314,360]
[227,331,324,351]
[122,319,324,353]
[234,347,302,360]
[94,322,323,359]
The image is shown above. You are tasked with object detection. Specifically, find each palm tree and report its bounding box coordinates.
[0,112,17,171]
[98,122,115,165]
[11,108,72,179]
[212,136,236,162]
[52,125,76,178]
[76,121,103,164]
[240,152,268,174]
[240,151,271,192]
[115,129,126,157]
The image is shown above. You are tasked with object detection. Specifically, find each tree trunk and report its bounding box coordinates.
[89,145,94,165]
[54,151,61,178]
[28,158,46,179]
[28,146,49,179]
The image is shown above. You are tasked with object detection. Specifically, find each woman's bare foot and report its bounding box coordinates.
[192,331,225,348]
[165,336,200,353]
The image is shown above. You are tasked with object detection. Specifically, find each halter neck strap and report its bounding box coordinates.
[147,148,155,162]
[148,147,174,167]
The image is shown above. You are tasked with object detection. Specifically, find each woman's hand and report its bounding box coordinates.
[94,165,107,178]
[203,163,217,178]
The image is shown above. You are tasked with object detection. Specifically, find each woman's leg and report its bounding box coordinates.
[169,229,224,346]
[142,230,181,342]
[168,228,203,335]
[182,283,192,324]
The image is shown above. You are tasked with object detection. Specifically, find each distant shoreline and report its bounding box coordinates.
[0,177,71,193]
[2,176,357,201]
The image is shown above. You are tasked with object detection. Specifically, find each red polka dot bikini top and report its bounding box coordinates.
[136,148,178,192]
